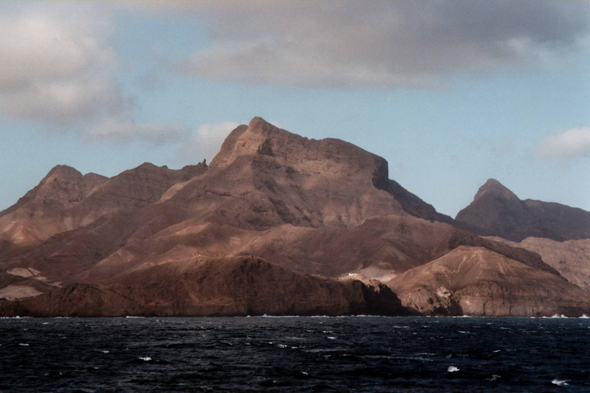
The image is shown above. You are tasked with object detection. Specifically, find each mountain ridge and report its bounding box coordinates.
[1,117,588,317]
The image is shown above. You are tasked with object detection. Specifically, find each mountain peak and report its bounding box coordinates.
[45,165,83,181]
[210,117,297,168]
[474,179,519,202]
[248,116,274,132]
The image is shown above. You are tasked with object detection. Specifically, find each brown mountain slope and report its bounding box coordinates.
[2,118,459,285]
[489,236,590,294]
[387,246,590,317]
[0,166,107,256]
[0,162,207,259]
[64,202,552,289]
[456,179,590,241]
[229,215,557,280]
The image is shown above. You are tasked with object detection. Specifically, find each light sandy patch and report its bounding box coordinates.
[7,268,34,278]
[0,285,43,300]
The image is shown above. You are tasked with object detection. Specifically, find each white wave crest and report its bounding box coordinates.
[552,379,569,386]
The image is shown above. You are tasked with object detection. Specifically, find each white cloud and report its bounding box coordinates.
[535,127,590,159]
[0,4,130,124]
[184,122,240,161]
[87,117,190,146]
[137,1,590,87]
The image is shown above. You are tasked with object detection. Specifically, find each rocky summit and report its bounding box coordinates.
[1,117,589,317]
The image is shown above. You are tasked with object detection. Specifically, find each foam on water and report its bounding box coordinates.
[552,379,569,386]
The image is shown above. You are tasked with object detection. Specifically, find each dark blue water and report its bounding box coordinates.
[1,316,589,392]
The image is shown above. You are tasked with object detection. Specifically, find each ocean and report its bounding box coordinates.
[1,316,589,392]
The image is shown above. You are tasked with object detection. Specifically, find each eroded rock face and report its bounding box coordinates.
[387,246,590,317]
[456,179,590,242]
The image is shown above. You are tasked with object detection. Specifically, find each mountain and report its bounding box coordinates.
[455,179,590,242]
[1,117,588,317]
[0,162,206,258]
[387,246,590,317]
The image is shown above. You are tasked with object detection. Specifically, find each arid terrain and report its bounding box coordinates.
[1,117,589,317]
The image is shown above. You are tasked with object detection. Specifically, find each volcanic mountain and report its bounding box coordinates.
[456,179,590,242]
[1,117,589,317]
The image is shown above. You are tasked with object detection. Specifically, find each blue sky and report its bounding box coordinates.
[0,1,589,217]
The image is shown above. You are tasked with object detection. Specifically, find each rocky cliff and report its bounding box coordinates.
[0,256,409,317]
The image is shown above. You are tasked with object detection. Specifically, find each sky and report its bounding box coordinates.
[0,0,589,218]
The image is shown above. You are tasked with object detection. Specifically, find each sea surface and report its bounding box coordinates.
[1,316,589,392]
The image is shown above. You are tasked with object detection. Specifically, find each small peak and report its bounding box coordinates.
[474,179,519,201]
[249,116,269,128]
[48,164,81,175]
[82,172,108,182]
[44,165,83,181]
[209,118,284,168]
[247,116,279,135]
[136,162,158,169]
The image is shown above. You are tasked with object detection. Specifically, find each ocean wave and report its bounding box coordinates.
[552,379,569,386]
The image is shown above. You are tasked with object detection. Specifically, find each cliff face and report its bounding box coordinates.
[456,179,590,242]
[0,117,588,317]
[1,257,409,317]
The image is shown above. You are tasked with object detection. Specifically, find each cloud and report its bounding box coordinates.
[86,117,190,145]
[0,4,130,124]
[183,122,240,161]
[535,127,590,159]
[138,1,590,87]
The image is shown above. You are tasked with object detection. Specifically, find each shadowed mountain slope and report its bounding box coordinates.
[0,256,409,317]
